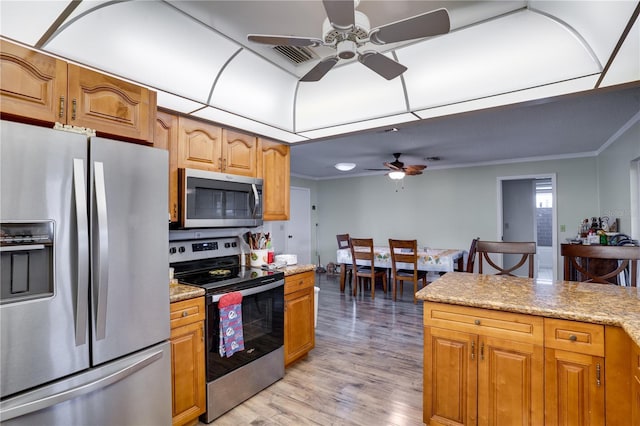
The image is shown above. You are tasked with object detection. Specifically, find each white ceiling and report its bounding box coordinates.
[1,0,639,179]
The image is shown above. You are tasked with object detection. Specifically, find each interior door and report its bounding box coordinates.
[502,179,536,277]
[285,187,311,265]
[89,138,169,365]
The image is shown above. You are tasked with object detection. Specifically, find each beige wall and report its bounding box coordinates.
[290,126,636,278]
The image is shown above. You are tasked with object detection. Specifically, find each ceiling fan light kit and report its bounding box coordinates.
[247,0,450,82]
[335,162,356,171]
[388,171,406,180]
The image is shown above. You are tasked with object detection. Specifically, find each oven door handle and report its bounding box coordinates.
[208,278,283,303]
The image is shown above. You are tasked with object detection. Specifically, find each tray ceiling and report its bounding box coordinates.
[0,0,638,178]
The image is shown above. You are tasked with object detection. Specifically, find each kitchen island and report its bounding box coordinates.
[416,272,640,426]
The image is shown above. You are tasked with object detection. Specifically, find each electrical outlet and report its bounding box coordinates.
[560,225,566,232]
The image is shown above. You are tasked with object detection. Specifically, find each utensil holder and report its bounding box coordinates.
[250,249,269,267]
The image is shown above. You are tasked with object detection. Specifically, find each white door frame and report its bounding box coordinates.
[497,173,558,280]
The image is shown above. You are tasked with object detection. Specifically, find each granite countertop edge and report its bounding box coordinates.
[416,272,640,346]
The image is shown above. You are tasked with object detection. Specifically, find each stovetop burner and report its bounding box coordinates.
[172,254,284,294]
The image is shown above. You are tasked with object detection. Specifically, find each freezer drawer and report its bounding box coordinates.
[0,341,172,426]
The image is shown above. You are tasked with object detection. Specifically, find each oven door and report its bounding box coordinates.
[205,278,284,382]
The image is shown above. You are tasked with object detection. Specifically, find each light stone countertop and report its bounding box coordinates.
[282,264,316,276]
[416,272,640,346]
[169,282,205,303]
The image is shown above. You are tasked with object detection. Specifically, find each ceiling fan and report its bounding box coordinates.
[366,153,427,178]
[247,0,450,82]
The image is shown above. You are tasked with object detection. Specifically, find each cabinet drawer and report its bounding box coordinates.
[544,318,604,356]
[424,302,543,344]
[170,297,205,329]
[285,271,314,295]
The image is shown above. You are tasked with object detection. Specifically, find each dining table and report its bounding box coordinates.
[336,246,466,293]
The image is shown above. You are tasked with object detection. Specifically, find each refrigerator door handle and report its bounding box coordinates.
[73,158,89,346]
[0,349,163,422]
[93,161,109,341]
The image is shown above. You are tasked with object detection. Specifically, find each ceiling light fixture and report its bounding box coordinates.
[388,171,405,180]
[334,162,356,171]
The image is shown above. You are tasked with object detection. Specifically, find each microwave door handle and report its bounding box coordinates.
[93,161,109,341]
[73,159,89,346]
[252,183,260,217]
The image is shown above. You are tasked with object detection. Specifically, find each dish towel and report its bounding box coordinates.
[218,291,245,358]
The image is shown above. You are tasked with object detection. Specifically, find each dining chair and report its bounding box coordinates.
[349,238,388,298]
[336,234,353,292]
[456,237,480,273]
[388,239,428,304]
[476,240,536,278]
[561,243,639,286]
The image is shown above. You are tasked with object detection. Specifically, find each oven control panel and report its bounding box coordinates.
[169,237,240,263]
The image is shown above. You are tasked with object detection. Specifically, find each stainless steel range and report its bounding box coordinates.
[169,237,285,423]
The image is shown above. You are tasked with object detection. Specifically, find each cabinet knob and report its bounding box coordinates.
[182,311,188,317]
[474,319,481,325]
[569,334,577,341]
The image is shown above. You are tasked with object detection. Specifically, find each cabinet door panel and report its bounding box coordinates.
[545,348,604,426]
[478,336,544,426]
[284,286,314,366]
[68,65,154,142]
[424,327,477,426]
[155,111,179,222]
[223,130,256,177]
[170,321,205,424]
[177,117,222,171]
[259,138,290,221]
[0,40,67,123]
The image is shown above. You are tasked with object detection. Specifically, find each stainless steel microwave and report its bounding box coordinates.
[179,168,263,228]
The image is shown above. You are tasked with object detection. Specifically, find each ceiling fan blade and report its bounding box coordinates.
[300,57,339,82]
[369,8,450,45]
[358,52,407,80]
[405,165,427,171]
[248,34,322,47]
[322,0,355,30]
[383,162,402,171]
[406,170,423,176]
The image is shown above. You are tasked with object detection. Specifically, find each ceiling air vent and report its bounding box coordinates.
[272,45,317,64]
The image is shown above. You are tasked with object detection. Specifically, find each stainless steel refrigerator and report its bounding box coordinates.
[0,120,171,425]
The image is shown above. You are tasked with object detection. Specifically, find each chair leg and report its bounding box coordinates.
[382,273,387,294]
[371,276,375,299]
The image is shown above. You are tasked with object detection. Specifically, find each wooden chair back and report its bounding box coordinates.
[388,239,419,277]
[466,237,480,273]
[561,243,639,286]
[349,238,387,298]
[336,233,351,250]
[476,241,536,278]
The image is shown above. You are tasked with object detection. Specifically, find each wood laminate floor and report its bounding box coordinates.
[204,272,425,426]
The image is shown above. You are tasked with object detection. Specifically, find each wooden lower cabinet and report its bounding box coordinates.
[424,323,543,425]
[633,341,640,425]
[424,303,638,425]
[170,297,206,426]
[284,271,315,366]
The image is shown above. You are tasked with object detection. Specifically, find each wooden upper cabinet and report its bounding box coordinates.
[0,39,67,123]
[0,40,156,143]
[68,64,155,142]
[223,129,257,177]
[259,138,290,221]
[177,116,223,171]
[155,110,179,222]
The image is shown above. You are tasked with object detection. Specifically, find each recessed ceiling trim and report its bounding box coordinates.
[528,6,603,71]
[297,113,419,139]
[392,50,410,112]
[35,0,82,48]
[41,0,125,48]
[595,2,640,88]
[207,47,243,104]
